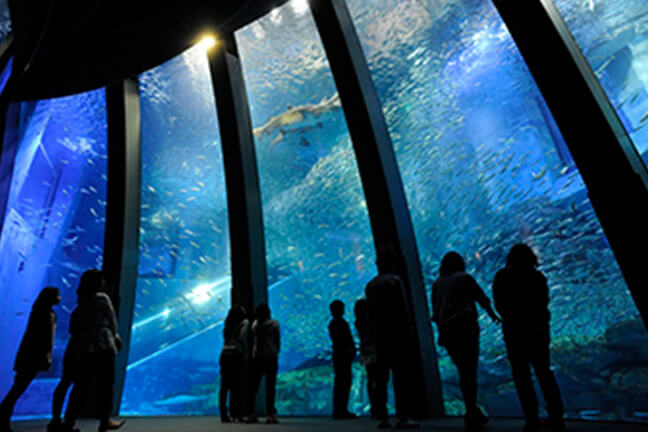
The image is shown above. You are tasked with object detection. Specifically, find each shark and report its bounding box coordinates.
[253,93,342,150]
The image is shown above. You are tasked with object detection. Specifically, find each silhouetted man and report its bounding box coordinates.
[365,246,419,429]
[329,300,357,419]
[354,298,388,422]
[493,244,564,432]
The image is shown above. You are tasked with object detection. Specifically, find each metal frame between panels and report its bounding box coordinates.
[104,78,142,415]
[207,32,268,315]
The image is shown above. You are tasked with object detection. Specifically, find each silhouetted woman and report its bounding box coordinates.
[48,283,86,432]
[432,252,500,431]
[492,244,564,432]
[219,305,248,422]
[246,304,280,424]
[61,270,124,432]
[0,287,61,432]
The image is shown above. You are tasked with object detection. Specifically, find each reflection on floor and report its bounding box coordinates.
[11,417,648,432]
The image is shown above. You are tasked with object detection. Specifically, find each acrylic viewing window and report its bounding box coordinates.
[120,45,231,416]
[236,1,377,415]
[0,89,108,419]
[348,0,646,422]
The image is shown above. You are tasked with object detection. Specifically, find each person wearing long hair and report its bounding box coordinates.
[246,304,280,424]
[432,252,500,431]
[219,305,249,422]
[60,270,125,432]
[492,244,564,432]
[0,287,61,432]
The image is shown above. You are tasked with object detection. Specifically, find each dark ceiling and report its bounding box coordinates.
[6,0,288,100]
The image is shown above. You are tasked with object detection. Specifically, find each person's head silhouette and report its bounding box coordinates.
[353,298,367,319]
[506,243,538,268]
[255,303,271,321]
[330,300,345,318]
[376,244,400,275]
[439,251,465,276]
[34,287,61,310]
[77,269,103,300]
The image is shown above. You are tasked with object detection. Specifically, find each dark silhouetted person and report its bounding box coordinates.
[60,270,125,432]
[354,298,388,422]
[329,300,357,419]
[219,305,249,422]
[431,252,500,431]
[246,304,280,424]
[365,246,419,429]
[0,287,61,432]
[48,288,84,432]
[493,244,564,432]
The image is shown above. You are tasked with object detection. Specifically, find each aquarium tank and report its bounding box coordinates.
[235,1,378,416]
[119,45,231,416]
[0,0,646,423]
[346,0,648,422]
[552,0,648,166]
[0,90,108,419]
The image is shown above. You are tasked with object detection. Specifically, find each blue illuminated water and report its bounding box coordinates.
[236,2,377,415]
[120,46,231,416]
[0,90,107,419]
[553,0,648,165]
[0,0,10,44]
[347,0,647,421]
[1,0,646,423]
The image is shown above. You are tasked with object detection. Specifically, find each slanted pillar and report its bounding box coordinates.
[104,78,142,414]
[207,33,268,314]
[309,0,444,418]
[492,0,648,328]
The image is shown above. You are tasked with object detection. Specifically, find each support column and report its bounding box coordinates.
[309,0,444,418]
[104,78,142,414]
[207,33,268,315]
[492,0,648,328]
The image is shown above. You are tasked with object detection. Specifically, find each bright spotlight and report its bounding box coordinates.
[198,35,217,51]
[292,0,309,15]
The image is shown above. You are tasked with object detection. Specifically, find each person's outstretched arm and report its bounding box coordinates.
[469,275,501,324]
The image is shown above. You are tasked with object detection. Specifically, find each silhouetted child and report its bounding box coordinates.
[493,244,564,432]
[0,287,60,432]
[219,305,249,422]
[246,303,280,424]
[329,300,357,419]
[365,246,419,429]
[432,251,500,431]
[354,298,387,421]
[60,270,125,432]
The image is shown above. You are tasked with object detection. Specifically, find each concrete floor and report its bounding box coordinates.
[9,417,648,432]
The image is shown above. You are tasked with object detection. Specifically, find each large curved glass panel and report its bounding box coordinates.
[0,0,10,44]
[120,45,231,416]
[236,1,377,416]
[0,89,107,419]
[348,0,647,422]
[552,0,648,165]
